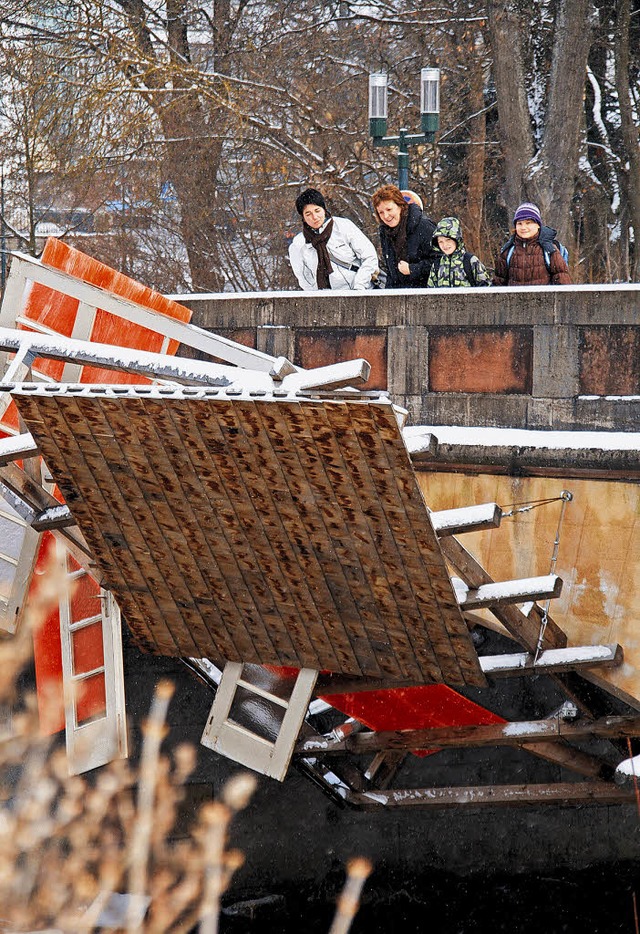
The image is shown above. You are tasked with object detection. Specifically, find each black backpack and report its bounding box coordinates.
[432,252,478,286]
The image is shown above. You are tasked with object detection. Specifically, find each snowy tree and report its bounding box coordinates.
[0,0,637,287]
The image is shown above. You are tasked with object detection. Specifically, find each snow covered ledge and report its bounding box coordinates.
[404,424,640,478]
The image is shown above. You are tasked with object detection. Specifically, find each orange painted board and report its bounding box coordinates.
[18,238,192,384]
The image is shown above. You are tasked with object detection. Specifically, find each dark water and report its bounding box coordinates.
[219,864,640,932]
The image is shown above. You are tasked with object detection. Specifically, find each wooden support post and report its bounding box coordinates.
[344,782,636,809]
[440,534,567,651]
[297,713,640,756]
[453,573,563,610]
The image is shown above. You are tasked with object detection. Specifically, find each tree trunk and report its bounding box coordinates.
[486,0,535,211]
[117,0,231,291]
[614,0,640,280]
[464,31,487,259]
[159,96,227,291]
[530,0,594,243]
[488,0,593,244]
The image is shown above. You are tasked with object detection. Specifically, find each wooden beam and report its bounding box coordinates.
[31,504,76,532]
[0,432,39,465]
[364,751,407,789]
[481,643,622,677]
[344,782,636,809]
[297,713,640,756]
[430,502,502,537]
[0,326,272,389]
[453,573,563,610]
[440,534,567,650]
[281,359,371,392]
[0,460,63,516]
[0,327,371,393]
[315,643,621,696]
[0,461,100,577]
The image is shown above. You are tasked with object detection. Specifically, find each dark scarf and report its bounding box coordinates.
[303,218,334,289]
[385,206,409,262]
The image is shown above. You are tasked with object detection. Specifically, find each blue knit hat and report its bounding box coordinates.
[513,202,542,225]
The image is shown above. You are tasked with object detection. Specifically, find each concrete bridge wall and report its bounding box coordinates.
[177,284,640,431]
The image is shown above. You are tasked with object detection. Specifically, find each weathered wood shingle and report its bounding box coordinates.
[13,386,486,687]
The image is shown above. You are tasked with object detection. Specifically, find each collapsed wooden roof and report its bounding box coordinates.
[11,383,485,687]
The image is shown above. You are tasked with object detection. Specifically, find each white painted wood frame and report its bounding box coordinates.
[0,491,41,634]
[201,662,318,781]
[57,541,127,775]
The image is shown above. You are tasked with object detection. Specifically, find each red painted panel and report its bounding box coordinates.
[76,672,106,725]
[72,621,105,675]
[429,328,532,393]
[267,666,503,759]
[323,684,505,757]
[70,571,102,623]
[295,328,387,390]
[31,533,64,735]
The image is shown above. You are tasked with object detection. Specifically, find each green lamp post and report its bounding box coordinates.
[369,68,440,190]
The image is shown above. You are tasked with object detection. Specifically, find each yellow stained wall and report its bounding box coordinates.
[416,472,640,706]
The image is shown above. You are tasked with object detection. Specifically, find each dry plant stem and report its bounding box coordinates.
[199,802,231,934]
[328,858,373,934]
[127,679,175,933]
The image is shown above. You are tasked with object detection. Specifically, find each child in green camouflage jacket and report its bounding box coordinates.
[427,216,490,288]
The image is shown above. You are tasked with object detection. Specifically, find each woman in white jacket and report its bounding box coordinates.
[288,188,379,291]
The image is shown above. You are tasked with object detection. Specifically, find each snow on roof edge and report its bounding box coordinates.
[403,424,640,453]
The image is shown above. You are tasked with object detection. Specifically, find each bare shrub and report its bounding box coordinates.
[0,562,371,932]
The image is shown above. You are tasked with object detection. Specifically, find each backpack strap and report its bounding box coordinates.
[501,237,516,282]
[462,252,477,287]
[327,250,361,273]
[505,244,515,268]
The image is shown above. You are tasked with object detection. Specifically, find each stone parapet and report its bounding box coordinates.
[176,285,640,431]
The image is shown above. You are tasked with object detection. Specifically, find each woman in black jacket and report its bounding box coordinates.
[372,184,436,288]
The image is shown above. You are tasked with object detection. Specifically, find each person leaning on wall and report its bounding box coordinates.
[492,202,572,286]
[288,188,379,291]
[371,184,437,288]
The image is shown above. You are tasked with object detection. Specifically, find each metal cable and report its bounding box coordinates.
[533,490,573,663]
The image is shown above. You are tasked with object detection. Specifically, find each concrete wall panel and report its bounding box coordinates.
[428,328,532,393]
[579,326,640,395]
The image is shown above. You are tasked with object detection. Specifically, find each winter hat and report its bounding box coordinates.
[295,188,327,216]
[513,202,542,226]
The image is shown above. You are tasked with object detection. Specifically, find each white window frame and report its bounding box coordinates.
[57,541,127,775]
[0,495,41,634]
[201,662,317,781]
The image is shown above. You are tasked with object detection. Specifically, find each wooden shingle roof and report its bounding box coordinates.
[13,384,486,687]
